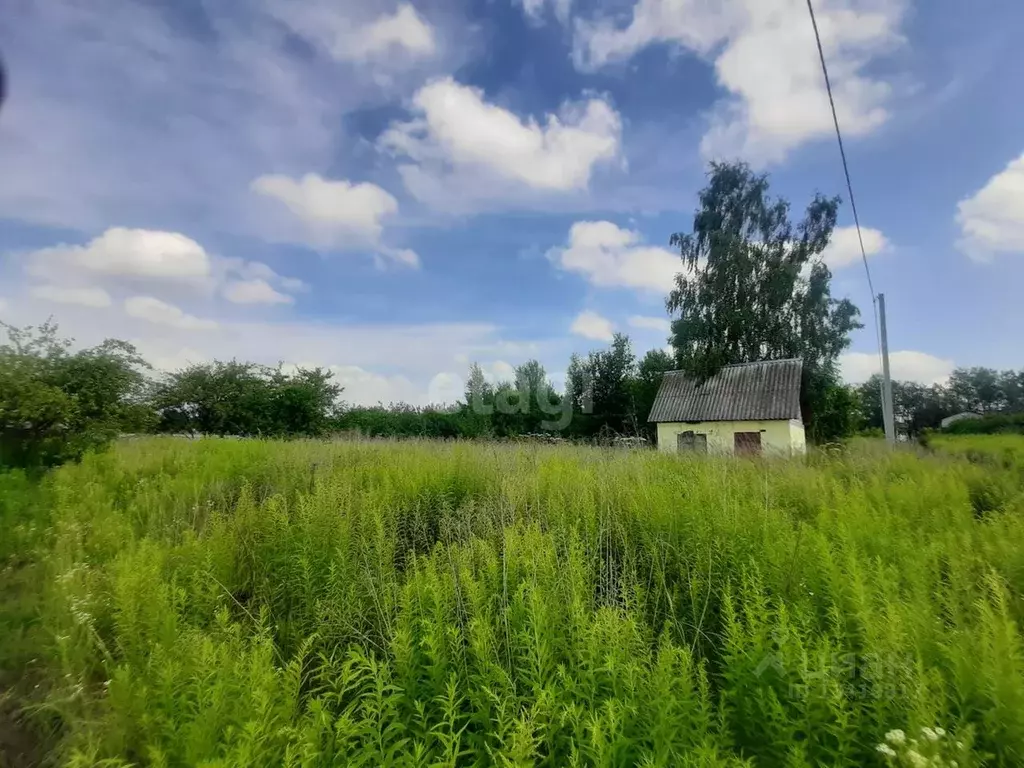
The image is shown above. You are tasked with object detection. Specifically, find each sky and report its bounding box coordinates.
[1,0,1022,406]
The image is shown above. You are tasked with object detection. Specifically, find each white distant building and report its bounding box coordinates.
[941,412,983,429]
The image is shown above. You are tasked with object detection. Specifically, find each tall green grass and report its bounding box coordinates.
[6,436,1024,766]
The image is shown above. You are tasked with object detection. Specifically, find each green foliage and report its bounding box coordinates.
[4,435,1024,765]
[335,403,471,438]
[666,161,861,440]
[855,367,1024,438]
[631,349,676,441]
[154,361,342,437]
[943,412,1024,436]
[565,334,638,437]
[0,321,150,469]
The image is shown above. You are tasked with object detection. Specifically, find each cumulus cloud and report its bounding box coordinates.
[251,174,398,242]
[956,152,1024,262]
[0,0,465,236]
[574,0,906,165]
[222,279,294,305]
[820,225,890,269]
[250,173,418,266]
[571,310,615,341]
[124,296,219,331]
[550,221,681,294]
[840,350,955,385]
[29,285,112,308]
[379,78,621,209]
[628,315,671,333]
[27,228,212,285]
[17,228,305,312]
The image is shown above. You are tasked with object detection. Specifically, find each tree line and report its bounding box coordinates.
[6,161,1011,469]
[855,367,1024,438]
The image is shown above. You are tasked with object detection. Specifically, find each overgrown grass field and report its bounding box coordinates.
[4,436,1024,766]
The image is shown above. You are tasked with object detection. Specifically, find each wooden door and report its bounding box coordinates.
[734,431,762,456]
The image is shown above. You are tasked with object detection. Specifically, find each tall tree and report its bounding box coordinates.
[948,367,1005,413]
[565,334,637,437]
[154,361,341,437]
[667,162,862,440]
[632,348,675,439]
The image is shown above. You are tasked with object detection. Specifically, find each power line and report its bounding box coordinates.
[804,0,877,302]
[805,0,892,438]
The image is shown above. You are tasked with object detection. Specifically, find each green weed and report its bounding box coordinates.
[3,435,1024,766]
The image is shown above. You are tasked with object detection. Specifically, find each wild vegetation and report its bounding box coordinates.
[3,435,1024,766]
[856,368,1024,438]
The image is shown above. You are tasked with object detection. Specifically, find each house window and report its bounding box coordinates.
[677,431,708,454]
[734,431,762,456]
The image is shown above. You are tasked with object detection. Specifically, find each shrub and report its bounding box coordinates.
[0,321,150,469]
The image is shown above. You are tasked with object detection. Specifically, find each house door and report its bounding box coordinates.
[677,431,708,454]
[734,431,762,456]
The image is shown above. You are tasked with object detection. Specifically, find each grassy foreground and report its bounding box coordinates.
[3,437,1024,767]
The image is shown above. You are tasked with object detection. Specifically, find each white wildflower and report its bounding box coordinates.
[956,741,964,750]
[885,729,907,746]
[934,727,946,737]
[922,726,939,742]
[876,743,897,758]
[906,750,928,768]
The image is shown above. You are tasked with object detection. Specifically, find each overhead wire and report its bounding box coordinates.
[804,0,888,411]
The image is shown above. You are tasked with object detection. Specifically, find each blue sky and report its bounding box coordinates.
[1,0,1022,405]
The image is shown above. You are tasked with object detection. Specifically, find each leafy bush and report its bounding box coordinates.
[944,412,1024,435]
[153,361,342,437]
[0,321,150,469]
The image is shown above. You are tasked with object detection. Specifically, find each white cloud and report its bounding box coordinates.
[346,4,436,60]
[0,0,467,236]
[516,0,572,24]
[222,279,294,305]
[27,228,212,284]
[324,365,422,407]
[956,152,1024,262]
[2,293,552,407]
[571,310,615,341]
[482,360,517,383]
[18,229,305,312]
[266,3,437,64]
[574,0,906,165]
[427,371,465,404]
[628,315,671,333]
[380,77,622,208]
[124,296,218,331]
[841,350,955,385]
[251,173,398,242]
[250,173,418,266]
[550,221,681,294]
[29,284,112,308]
[821,225,890,269]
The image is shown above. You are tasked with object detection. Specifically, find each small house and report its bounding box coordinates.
[648,359,806,457]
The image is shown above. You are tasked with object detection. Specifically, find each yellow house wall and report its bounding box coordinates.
[656,419,807,457]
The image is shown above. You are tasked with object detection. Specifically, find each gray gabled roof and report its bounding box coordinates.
[648,359,803,423]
